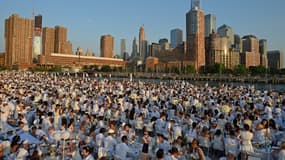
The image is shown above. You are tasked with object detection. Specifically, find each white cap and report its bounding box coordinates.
[22,140,29,145]
[108,129,115,134]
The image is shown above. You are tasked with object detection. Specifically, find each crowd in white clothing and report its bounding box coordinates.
[0,71,285,160]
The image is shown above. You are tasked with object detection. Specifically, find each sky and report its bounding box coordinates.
[0,0,284,64]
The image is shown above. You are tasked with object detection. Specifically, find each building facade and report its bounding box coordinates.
[131,37,138,59]
[100,35,114,58]
[149,43,161,57]
[38,53,127,68]
[267,50,284,69]
[241,35,260,68]
[186,5,205,71]
[42,27,55,56]
[259,39,268,68]
[234,34,242,51]
[5,14,34,69]
[170,29,183,49]
[33,15,42,59]
[217,24,234,46]
[120,39,126,59]
[205,14,216,37]
[205,32,239,69]
[54,26,67,54]
[139,26,146,58]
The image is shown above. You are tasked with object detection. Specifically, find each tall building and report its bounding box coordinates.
[159,38,170,50]
[241,35,260,68]
[217,24,234,46]
[141,40,148,60]
[186,0,205,71]
[139,26,147,61]
[42,27,55,56]
[259,39,268,68]
[63,41,73,55]
[5,14,34,68]
[234,34,242,51]
[131,37,138,58]
[33,15,42,59]
[267,50,284,69]
[170,29,183,48]
[100,35,114,58]
[205,32,239,69]
[205,14,216,37]
[191,0,200,9]
[54,26,67,53]
[120,39,126,59]
[149,43,161,57]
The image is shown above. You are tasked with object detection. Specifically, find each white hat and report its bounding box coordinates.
[108,129,115,134]
[22,140,29,145]
[17,148,28,158]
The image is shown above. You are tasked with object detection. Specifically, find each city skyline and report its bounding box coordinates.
[0,0,284,65]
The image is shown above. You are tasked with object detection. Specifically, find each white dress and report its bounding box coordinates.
[240,131,254,153]
[212,135,224,151]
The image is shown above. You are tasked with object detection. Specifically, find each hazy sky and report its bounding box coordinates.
[0,0,284,64]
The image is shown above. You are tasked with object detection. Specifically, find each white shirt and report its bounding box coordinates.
[115,142,131,159]
[96,133,105,148]
[84,154,95,160]
[104,135,117,154]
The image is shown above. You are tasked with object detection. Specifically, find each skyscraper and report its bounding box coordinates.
[241,35,260,68]
[33,15,42,59]
[205,14,216,37]
[234,34,242,50]
[205,32,239,69]
[259,39,268,68]
[186,0,205,71]
[120,39,126,59]
[139,25,147,61]
[131,37,138,58]
[170,29,183,49]
[5,14,34,68]
[54,26,67,53]
[267,50,284,69]
[42,27,55,56]
[191,0,200,9]
[149,43,161,57]
[217,24,234,46]
[100,35,114,58]
[159,38,170,50]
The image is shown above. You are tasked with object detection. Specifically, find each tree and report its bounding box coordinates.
[171,66,180,74]
[249,65,266,75]
[206,63,225,74]
[185,65,196,74]
[101,65,111,72]
[233,64,247,75]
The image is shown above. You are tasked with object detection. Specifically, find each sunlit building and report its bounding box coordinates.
[5,14,34,69]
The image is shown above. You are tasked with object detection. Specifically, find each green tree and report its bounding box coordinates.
[233,64,247,75]
[171,66,180,74]
[249,65,266,75]
[207,63,225,74]
[185,65,196,74]
[101,65,111,72]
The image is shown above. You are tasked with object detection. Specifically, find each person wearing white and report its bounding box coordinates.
[239,124,254,159]
[104,129,117,158]
[115,135,134,160]
[95,128,105,148]
[81,146,94,160]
